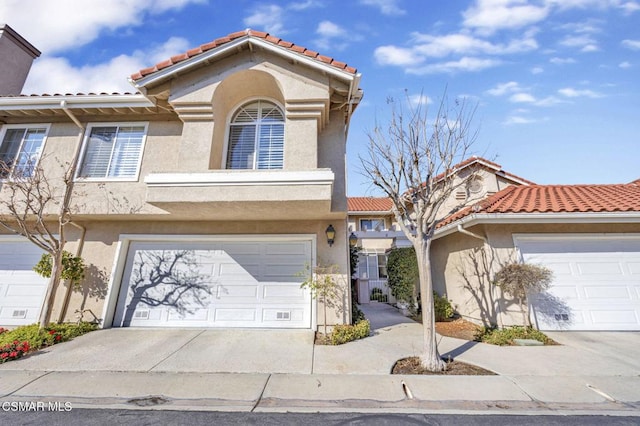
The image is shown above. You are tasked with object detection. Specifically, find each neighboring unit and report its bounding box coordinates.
[349,158,640,331]
[0,29,363,330]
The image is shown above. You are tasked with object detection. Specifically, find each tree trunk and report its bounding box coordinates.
[415,239,446,372]
[519,297,530,327]
[38,252,63,329]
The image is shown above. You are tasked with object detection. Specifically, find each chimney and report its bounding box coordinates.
[0,24,41,95]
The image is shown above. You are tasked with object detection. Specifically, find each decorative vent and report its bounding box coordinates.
[554,313,569,321]
[12,309,27,319]
[455,190,466,201]
[134,310,150,320]
[276,311,291,320]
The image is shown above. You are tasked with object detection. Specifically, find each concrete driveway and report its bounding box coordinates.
[0,328,315,374]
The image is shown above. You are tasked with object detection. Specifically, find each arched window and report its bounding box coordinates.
[226,100,284,169]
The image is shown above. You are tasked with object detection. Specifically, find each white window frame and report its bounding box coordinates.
[359,218,386,232]
[357,249,388,280]
[222,99,285,170]
[0,123,50,179]
[75,122,148,182]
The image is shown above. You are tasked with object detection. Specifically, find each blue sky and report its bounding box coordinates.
[2,0,639,195]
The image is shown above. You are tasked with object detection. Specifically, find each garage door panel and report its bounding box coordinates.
[263,283,306,300]
[583,285,632,300]
[0,241,47,327]
[114,239,312,328]
[577,261,624,276]
[217,284,259,299]
[518,235,640,331]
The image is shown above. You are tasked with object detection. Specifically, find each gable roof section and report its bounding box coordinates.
[433,156,535,186]
[438,183,640,229]
[130,29,358,88]
[348,197,393,213]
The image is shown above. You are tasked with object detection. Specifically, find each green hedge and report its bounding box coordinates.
[387,247,418,305]
[330,320,370,345]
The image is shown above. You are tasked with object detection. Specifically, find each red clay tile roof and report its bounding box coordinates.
[130,29,357,82]
[348,197,393,212]
[439,183,640,227]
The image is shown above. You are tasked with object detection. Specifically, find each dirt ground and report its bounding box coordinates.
[435,317,483,341]
[392,357,495,375]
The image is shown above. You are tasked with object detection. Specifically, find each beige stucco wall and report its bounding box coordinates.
[432,222,640,327]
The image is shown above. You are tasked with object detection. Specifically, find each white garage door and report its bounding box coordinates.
[515,234,640,331]
[0,240,47,327]
[113,239,313,328]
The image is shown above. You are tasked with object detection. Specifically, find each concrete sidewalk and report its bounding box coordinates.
[1,303,639,415]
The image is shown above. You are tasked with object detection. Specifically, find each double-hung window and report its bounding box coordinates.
[226,100,284,170]
[0,125,48,178]
[357,250,388,280]
[77,123,147,180]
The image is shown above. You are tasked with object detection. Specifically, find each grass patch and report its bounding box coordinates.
[0,322,98,363]
[475,326,555,346]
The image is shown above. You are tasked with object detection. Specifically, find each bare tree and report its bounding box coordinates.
[0,158,77,329]
[360,93,479,372]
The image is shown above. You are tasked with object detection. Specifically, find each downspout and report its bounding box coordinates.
[456,224,487,242]
[58,100,87,323]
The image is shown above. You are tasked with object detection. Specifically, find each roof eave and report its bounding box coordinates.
[131,36,358,90]
[0,93,155,111]
[434,211,640,240]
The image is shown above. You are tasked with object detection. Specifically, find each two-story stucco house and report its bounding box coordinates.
[0,28,362,331]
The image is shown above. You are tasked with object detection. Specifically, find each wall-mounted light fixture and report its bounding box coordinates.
[348,232,358,247]
[325,224,336,247]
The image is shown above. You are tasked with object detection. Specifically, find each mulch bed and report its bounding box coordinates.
[392,356,496,375]
[435,317,483,341]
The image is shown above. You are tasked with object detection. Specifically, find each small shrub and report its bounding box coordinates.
[370,287,388,302]
[387,247,418,306]
[0,327,8,335]
[433,291,454,321]
[0,322,98,356]
[0,340,30,363]
[351,303,365,324]
[475,326,553,346]
[329,319,370,345]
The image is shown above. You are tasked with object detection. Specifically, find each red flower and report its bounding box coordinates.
[1,353,8,359]
[9,351,18,358]
[55,335,62,341]
[49,330,56,335]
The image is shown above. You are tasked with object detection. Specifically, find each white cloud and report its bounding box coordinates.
[619,61,632,68]
[462,0,550,34]
[23,37,191,94]
[244,4,285,34]
[531,66,544,74]
[622,39,640,50]
[374,45,419,66]
[559,34,599,51]
[550,57,577,64]
[503,115,537,125]
[407,93,432,106]
[619,1,640,14]
[315,21,357,51]
[0,0,203,54]
[558,87,603,98]
[486,81,523,96]
[509,92,537,103]
[359,0,406,16]
[407,57,501,75]
[411,31,538,57]
[288,0,323,11]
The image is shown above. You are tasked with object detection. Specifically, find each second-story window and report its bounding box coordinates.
[360,218,385,231]
[77,123,147,180]
[0,125,48,178]
[226,100,284,170]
